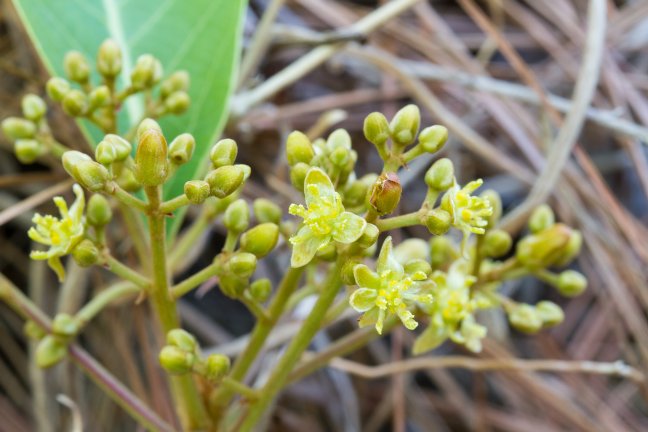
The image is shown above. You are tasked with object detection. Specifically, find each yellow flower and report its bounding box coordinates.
[441,179,492,235]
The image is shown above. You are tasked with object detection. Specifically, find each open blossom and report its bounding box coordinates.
[349,237,434,334]
[28,184,86,281]
[288,167,366,267]
[441,179,492,235]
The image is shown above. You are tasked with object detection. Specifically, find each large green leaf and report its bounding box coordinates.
[12,0,246,208]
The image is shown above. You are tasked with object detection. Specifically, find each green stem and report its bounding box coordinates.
[169,210,210,270]
[110,184,148,212]
[375,211,423,231]
[74,282,139,327]
[160,194,190,214]
[171,262,219,299]
[222,231,239,253]
[104,254,149,287]
[402,144,423,163]
[240,293,270,322]
[221,377,259,401]
[115,202,149,267]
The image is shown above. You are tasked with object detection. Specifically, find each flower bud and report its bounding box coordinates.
[22,94,47,121]
[289,162,310,191]
[404,258,432,277]
[62,89,88,117]
[166,329,198,352]
[64,51,90,83]
[14,139,42,164]
[419,125,448,153]
[101,134,132,161]
[168,133,195,165]
[136,118,162,141]
[249,278,272,302]
[286,131,314,166]
[553,230,582,267]
[184,180,210,204]
[131,54,162,89]
[529,204,555,233]
[240,223,279,258]
[341,258,363,285]
[160,70,190,98]
[389,104,420,147]
[316,243,337,261]
[2,117,36,139]
[343,180,369,208]
[203,354,230,382]
[253,198,281,224]
[24,320,46,340]
[481,229,512,258]
[394,239,429,263]
[63,151,111,192]
[134,128,168,186]
[210,138,238,168]
[327,128,352,151]
[164,91,190,114]
[62,150,92,174]
[363,112,390,147]
[425,158,454,191]
[229,252,257,278]
[329,146,349,167]
[72,239,99,267]
[224,199,249,233]
[556,270,587,297]
[480,189,502,229]
[97,39,122,78]
[88,85,111,109]
[46,77,71,102]
[36,335,67,368]
[87,194,112,226]
[205,165,246,198]
[369,172,401,215]
[356,223,379,249]
[52,313,79,337]
[116,167,140,192]
[159,346,195,374]
[536,301,564,327]
[424,208,451,235]
[516,223,573,270]
[508,304,542,334]
[219,274,248,298]
[430,236,456,269]
[95,140,118,165]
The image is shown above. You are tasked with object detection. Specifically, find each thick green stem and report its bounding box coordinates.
[160,194,190,214]
[104,254,149,287]
[375,211,423,231]
[111,184,148,212]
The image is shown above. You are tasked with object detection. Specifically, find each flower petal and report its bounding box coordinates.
[376,236,404,277]
[290,232,329,268]
[412,324,449,355]
[353,264,380,289]
[304,168,335,205]
[332,212,366,244]
[358,307,379,329]
[349,288,378,312]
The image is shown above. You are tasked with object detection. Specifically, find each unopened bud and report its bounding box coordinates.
[516,223,573,270]
[357,223,379,249]
[404,259,432,277]
[24,320,46,340]
[101,134,132,161]
[419,125,448,153]
[205,165,246,198]
[425,158,454,191]
[63,151,111,192]
[240,223,279,258]
[480,189,502,229]
[249,278,272,302]
[36,335,67,368]
[536,301,564,327]
[52,313,79,337]
[97,39,122,78]
[136,118,162,141]
[116,167,140,192]
[316,243,337,261]
[389,104,420,147]
[164,91,190,114]
[327,128,352,151]
[529,204,555,233]
[481,229,512,258]
[286,131,314,166]
[2,117,36,139]
[209,138,238,168]
[228,252,257,278]
[219,274,247,298]
[167,329,198,352]
[22,94,47,121]
[14,139,42,164]
[95,140,118,165]
[430,236,456,269]
[159,346,195,374]
[72,239,99,267]
[369,172,401,216]
[62,150,92,174]
[203,354,230,381]
[87,194,112,226]
[168,133,195,165]
[343,180,369,208]
[160,70,190,98]
[134,128,168,186]
[62,89,88,117]
[253,198,281,224]
[556,270,587,297]
[184,180,210,204]
[89,85,111,109]
[329,146,349,167]
[424,208,451,235]
[224,199,249,233]
[290,162,310,191]
[394,239,429,263]
[508,304,542,334]
[131,54,162,89]
[64,51,90,83]
[553,230,582,267]
[46,77,71,101]
[363,112,390,147]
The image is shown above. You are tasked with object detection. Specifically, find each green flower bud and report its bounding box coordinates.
[62,151,111,192]
[2,117,36,139]
[343,180,369,208]
[52,313,79,337]
[134,128,168,186]
[369,172,401,216]
[363,112,390,147]
[356,223,379,249]
[21,94,47,121]
[394,238,430,263]
[136,118,162,141]
[205,165,246,198]
[286,131,314,166]
[529,204,555,233]
[229,252,257,278]
[131,54,163,89]
[425,158,454,191]
[389,104,420,147]
[97,39,122,78]
[480,189,502,229]
[341,257,363,285]
[184,180,210,204]
[516,223,573,270]
[36,335,67,368]
[64,51,90,83]
[536,301,564,327]
[553,230,582,267]
[46,77,71,102]
[253,198,282,224]
[62,150,92,174]
[168,133,195,165]
[14,139,42,164]
[481,229,512,258]
[101,134,132,161]
[430,236,456,269]
[164,91,190,115]
[556,269,587,297]
[329,146,349,167]
[88,85,111,109]
[203,354,230,382]
[404,258,432,277]
[95,140,118,165]
[24,320,46,340]
[87,194,112,226]
[240,223,279,258]
[166,329,198,352]
[116,167,140,192]
[159,346,195,374]
[316,243,337,261]
[289,162,310,191]
[419,125,448,153]
[424,208,451,235]
[209,138,238,168]
[327,128,352,151]
[160,70,190,99]
[219,274,248,298]
[72,239,99,267]
[62,89,88,117]
[224,199,250,234]
[508,304,542,334]
[249,278,272,302]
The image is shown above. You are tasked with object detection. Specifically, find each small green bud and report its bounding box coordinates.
[134,128,168,186]
[430,236,456,269]
[424,208,451,235]
[240,223,279,258]
[88,85,111,109]
[46,77,71,102]
[316,243,337,261]
[203,354,230,381]
[536,301,564,327]
[62,150,92,174]
[164,91,190,115]
[404,258,432,277]
[363,112,390,147]
[289,162,310,191]
[209,138,238,168]
[326,129,352,151]
[556,270,587,297]
[159,346,195,374]
[14,139,42,164]
[553,230,582,267]
[21,94,47,121]
[2,117,36,139]
[72,239,99,267]
[101,134,132,161]
[329,146,349,167]
[167,329,198,352]
[219,274,248,298]
[168,133,195,165]
[389,104,420,147]
[131,54,162,89]
[480,189,502,229]
[394,239,430,263]
[116,167,140,192]
[341,258,363,285]
[64,51,90,83]
[369,172,402,216]
[286,131,314,166]
[62,89,88,117]
[62,151,111,192]
[224,199,250,233]
[249,278,272,302]
[136,118,162,141]
[184,180,210,204]
[24,320,46,340]
[508,304,542,334]
[529,204,555,233]
[205,165,246,198]
[481,229,512,258]
[87,194,112,226]
[515,224,573,270]
[356,223,379,249]
[160,70,190,98]
[229,253,257,278]
[253,198,282,224]
[343,180,369,208]
[97,39,122,78]
[36,335,67,368]
[425,158,454,191]
[419,125,448,153]
[95,140,118,165]
[52,313,79,337]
